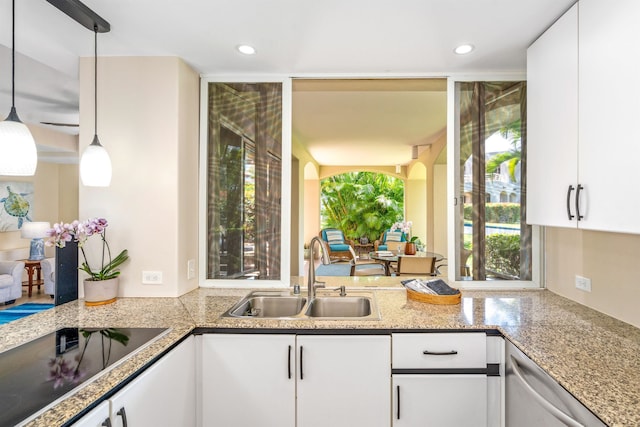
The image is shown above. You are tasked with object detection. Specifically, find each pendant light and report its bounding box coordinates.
[0,0,38,176]
[80,25,112,187]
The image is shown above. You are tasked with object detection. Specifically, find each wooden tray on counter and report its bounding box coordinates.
[406,287,461,305]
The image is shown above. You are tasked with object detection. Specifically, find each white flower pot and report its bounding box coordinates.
[83,277,119,306]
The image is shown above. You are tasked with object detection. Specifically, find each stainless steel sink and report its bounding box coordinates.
[221,290,380,320]
[305,296,373,318]
[224,293,307,318]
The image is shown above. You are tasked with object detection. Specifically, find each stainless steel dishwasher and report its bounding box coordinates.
[506,341,607,427]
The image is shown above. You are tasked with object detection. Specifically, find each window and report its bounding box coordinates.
[203,82,283,281]
[455,81,532,281]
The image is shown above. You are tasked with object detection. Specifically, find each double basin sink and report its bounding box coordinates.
[222,289,380,320]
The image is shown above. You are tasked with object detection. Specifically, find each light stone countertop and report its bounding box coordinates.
[1,276,638,426]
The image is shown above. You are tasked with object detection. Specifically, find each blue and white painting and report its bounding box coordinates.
[0,182,34,231]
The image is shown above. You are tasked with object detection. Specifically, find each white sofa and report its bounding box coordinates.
[40,257,55,298]
[0,260,25,305]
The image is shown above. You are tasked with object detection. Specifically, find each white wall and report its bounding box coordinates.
[78,56,199,297]
[546,227,640,328]
[406,164,427,244]
[433,164,448,257]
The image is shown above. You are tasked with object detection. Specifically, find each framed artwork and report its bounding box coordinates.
[0,182,35,231]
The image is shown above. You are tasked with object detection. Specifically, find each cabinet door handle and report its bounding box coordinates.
[299,345,304,380]
[566,185,575,220]
[287,345,292,379]
[510,355,584,427]
[116,407,128,427]
[396,385,401,420]
[423,350,458,356]
[101,418,112,427]
[575,184,584,221]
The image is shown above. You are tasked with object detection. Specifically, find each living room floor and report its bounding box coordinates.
[0,288,52,310]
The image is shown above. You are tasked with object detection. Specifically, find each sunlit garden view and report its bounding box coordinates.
[320,172,406,244]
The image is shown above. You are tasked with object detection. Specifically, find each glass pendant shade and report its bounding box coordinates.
[0,109,38,176]
[80,135,112,186]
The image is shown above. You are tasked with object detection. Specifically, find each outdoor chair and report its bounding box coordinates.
[347,246,386,276]
[374,229,406,251]
[319,229,355,262]
[395,256,437,277]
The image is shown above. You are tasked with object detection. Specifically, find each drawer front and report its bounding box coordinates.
[393,333,487,369]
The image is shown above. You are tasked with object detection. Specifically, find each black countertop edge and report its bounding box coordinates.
[193,327,503,336]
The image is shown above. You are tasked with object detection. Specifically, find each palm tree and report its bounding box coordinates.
[486,119,522,182]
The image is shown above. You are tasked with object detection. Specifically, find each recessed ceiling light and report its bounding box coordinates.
[237,44,256,55]
[454,44,475,55]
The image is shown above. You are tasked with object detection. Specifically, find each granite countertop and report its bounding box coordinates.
[1,277,638,426]
[0,298,195,427]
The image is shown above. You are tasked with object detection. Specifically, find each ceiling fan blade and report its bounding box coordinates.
[40,122,79,127]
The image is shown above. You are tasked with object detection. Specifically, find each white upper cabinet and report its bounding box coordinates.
[578,0,640,234]
[527,3,578,228]
[527,0,640,234]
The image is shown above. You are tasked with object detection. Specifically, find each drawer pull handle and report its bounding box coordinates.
[101,418,112,427]
[423,350,458,355]
[396,385,401,420]
[116,407,128,427]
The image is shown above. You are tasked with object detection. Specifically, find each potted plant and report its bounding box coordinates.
[46,218,129,306]
[391,220,419,255]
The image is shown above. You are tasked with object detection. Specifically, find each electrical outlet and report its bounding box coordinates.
[142,271,163,285]
[575,275,591,292]
[187,259,195,280]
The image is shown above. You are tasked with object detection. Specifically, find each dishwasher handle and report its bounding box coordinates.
[509,355,584,427]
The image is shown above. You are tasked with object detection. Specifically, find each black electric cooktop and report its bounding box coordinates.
[0,327,168,426]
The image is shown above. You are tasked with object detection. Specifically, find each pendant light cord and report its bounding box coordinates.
[11,0,15,109]
[94,25,98,137]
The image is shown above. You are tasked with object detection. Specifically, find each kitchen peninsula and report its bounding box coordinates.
[1,278,638,427]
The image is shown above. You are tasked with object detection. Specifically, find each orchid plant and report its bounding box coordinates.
[46,218,129,281]
[391,220,420,243]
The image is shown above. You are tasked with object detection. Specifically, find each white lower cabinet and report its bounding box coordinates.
[74,336,196,426]
[393,374,487,426]
[392,333,503,427]
[110,336,196,426]
[296,335,391,427]
[200,333,391,427]
[200,334,296,426]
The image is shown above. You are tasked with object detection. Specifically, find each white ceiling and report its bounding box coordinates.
[0,0,576,165]
[293,79,447,166]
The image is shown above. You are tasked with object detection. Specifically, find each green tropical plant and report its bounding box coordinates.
[464,203,521,224]
[320,172,404,242]
[485,233,520,277]
[485,123,522,182]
